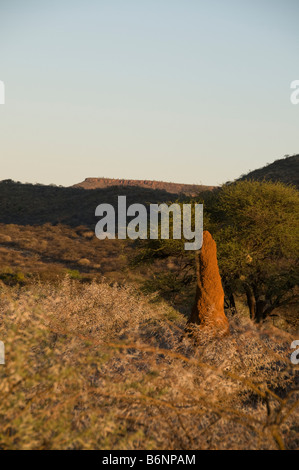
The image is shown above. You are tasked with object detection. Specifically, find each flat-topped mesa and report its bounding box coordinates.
[188,231,230,338]
[72,177,215,196]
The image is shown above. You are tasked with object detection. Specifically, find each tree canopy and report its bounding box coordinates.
[133,180,299,323]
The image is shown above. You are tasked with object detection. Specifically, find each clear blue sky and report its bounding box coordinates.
[0,0,298,186]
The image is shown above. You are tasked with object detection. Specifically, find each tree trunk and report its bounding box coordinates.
[245,285,274,323]
[229,293,237,314]
[245,285,256,320]
[255,299,267,323]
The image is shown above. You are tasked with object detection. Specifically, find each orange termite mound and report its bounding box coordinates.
[188,231,230,337]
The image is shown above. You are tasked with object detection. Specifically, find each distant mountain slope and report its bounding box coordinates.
[239,155,299,188]
[73,177,214,196]
[0,180,188,228]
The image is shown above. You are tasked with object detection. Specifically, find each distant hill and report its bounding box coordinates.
[1,155,297,229]
[0,180,189,228]
[73,177,214,196]
[239,155,299,188]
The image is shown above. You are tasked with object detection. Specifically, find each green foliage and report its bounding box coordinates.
[209,180,299,321]
[131,199,212,306]
[141,270,195,304]
[0,269,27,286]
[66,269,82,280]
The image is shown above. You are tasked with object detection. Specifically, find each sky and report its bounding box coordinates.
[0,0,298,187]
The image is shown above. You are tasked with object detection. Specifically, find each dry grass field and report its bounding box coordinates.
[0,278,298,450]
[0,222,131,283]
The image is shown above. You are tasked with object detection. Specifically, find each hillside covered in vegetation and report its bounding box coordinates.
[239,154,299,189]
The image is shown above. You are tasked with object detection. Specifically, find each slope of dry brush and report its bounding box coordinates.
[0,278,298,450]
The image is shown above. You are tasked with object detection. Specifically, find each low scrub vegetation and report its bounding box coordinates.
[0,279,297,450]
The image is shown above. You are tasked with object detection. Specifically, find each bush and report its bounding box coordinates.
[0,270,27,286]
[78,258,91,267]
[0,234,12,243]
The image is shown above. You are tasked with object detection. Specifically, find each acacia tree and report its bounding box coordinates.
[131,181,298,323]
[130,211,197,305]
[209,180,299,322]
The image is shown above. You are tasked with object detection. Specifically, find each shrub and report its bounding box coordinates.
[78,258,91,267]
[0,234,12,243]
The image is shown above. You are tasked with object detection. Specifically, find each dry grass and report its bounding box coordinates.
[0,223,178,287]
[0,278,298,450]
[0,223,132,283]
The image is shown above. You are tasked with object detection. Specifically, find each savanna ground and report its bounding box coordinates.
[0,176,298,450]
[0,222,297,331]
[0,278,298,450]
